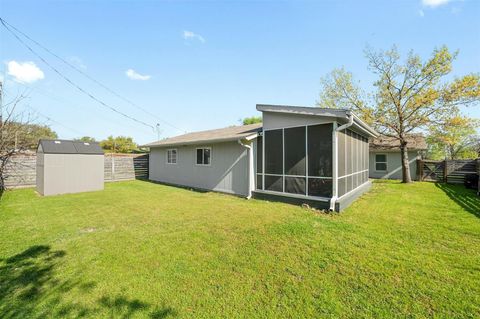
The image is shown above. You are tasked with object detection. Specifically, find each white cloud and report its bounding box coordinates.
[125,69,151,81]
[7,61,45,83]
[183,30,205,43]
[66,56,86,69]
[422,0,451,8]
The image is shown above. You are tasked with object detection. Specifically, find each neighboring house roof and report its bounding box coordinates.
[144,123,262,148]
[370,134,427,151]
[38,139,104,154]
[256,104,378,137]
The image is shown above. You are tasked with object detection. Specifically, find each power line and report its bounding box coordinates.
[9,81,155,136]
[26,105,87,136]
[0,17,155,130]
[0,17,187,134]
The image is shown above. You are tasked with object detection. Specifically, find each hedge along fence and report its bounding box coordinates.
[3,152,149,189]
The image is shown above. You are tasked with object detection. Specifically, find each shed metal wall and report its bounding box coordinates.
[369,151,419,180]
[36,152,44,195]
[149,141,249,196]
[38,154,104,196]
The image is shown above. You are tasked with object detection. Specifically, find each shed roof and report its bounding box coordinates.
[38,139,104,155]
[256,104,378,137]
[144,123,262,148]
[370,134,427,151]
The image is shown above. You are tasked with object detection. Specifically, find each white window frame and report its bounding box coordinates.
[375,153,388,172]
[166,148,177,164]
[195,147,212,166]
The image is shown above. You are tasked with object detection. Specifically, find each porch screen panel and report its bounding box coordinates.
[256,136,263,190]
[256,137,263,173]
[265,175,283,192]
[285,177,306,195]
[308,124,333,177]
[265,129,283,175]
[308,178,332,197]
[338,130,346,178]
[284,126,306,176]
[338,177,347,197]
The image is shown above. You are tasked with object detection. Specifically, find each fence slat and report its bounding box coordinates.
[419,159,478,186]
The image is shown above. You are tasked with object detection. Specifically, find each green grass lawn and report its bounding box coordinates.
[1,180,479,318]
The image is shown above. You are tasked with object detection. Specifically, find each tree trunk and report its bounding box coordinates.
[400,140,412,183]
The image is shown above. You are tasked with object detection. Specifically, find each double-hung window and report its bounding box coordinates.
[196,148,211,165]
[167,149,177,164]
[375,154,387,171]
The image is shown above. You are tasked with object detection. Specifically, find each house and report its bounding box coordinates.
[369,134,427,180]
[145,104,378,212]
[36,139,104,196]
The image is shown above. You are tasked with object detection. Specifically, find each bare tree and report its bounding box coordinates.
[0,90,32,194]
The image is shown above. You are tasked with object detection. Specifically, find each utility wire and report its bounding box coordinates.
[0,17,187,133]
[24,104,87,137]
[10,81,154,136]
[0,17,155,130]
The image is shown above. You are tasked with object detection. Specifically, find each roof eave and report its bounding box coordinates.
[144,134,258,148]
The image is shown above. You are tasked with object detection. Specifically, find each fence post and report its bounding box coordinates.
[443,160,448,183]
[477,158,480,196]
[417,159,423,181]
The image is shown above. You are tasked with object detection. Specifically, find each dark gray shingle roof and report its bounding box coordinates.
[38,139,104,154]
[144,123,262,147]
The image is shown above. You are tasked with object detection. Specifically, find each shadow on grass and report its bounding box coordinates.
[436,183,480,218]
[0,245,176,318]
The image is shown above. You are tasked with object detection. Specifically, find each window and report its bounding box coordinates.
[196,148,211,165]
[167,149,177,164]
[375,154,387,171]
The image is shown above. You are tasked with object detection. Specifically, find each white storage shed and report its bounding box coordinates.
[36,139,104,196]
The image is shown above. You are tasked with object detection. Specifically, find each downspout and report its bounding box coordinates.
[238,139,254,199]
[329,113,354,211]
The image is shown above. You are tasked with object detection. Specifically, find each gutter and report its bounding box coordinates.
[238,139,255,199]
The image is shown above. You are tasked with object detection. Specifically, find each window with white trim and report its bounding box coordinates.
[167,149,177,164]
[375,154,387,171]
[196,148,211,165]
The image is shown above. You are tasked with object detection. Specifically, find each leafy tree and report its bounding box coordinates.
[427,115,479,160]
[6,122,57,150]
[242,116,262,125]
[74,136,96,143]
[318,46,480,182]
[100,136,137,153]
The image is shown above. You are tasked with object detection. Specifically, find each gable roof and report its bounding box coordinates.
[144,123,262,148]
[370,134,427,151]
[38,139,104,154]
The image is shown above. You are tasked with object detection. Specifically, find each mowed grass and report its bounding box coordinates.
[0,180,479,318]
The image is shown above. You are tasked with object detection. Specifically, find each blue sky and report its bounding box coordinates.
[1,0,479,144]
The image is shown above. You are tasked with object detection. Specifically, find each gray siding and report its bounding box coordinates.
[369,151,419,180]
[262,112,333,130]
[149,141,249,196]
[38,154,104,196]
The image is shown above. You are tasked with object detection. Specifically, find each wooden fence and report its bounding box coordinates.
[418,159,478,185]
[4,153,149,189]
